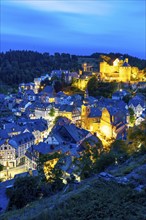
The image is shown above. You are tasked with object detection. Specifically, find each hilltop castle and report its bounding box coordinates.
[100,56,139,82]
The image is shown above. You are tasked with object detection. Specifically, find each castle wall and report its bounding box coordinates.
[119,67,131,82]
[131,67,139,79]
[99,59,139,82]
[73,78,89,91]
[100,62,119,74]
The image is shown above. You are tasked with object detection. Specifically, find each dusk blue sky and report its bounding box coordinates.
[1,0,146,59]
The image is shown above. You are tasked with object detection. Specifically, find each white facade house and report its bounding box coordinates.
[0,140,17,167]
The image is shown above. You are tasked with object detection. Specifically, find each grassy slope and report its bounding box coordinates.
[1,154,146,220]
[1,175,146,220]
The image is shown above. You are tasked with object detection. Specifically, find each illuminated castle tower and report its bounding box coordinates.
[119,58,131,82]
[81,89,90,129]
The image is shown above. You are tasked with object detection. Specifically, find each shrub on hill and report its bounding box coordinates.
[7,176,41,210]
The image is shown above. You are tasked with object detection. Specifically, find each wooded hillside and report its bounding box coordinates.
[0,50,145,87]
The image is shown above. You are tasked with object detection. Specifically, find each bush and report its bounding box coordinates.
[39,182,53,197]
[96,152,115,172]
[7,176,41,210]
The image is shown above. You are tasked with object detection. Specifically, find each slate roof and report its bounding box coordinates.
[34,102,52,109]
[107,106,118,116]
[18,100,31,108]
[122,62,130,67]
[3,123,22,133]
[52,122,89,144]
[0,139,5,146]
[33,142,60,155]
[112,91,124,97]
[25,90,35,96]
[59,104,74,112]
[74,100,82,108]
[0,130,9,140]
[129,98,144,107]
[9,132,35,148]
[56,91,67,97]
[89,107,101,118]
[41,86,54,94]
[97,98,127,111]
[17,118,48,132]
[79,135,102,153]
[88,96,98,105]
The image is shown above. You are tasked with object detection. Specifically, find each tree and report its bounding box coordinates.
[54,80,62,93]
[61,72,65,85]
[54,116,62,124]
[87,76,118,98]
[95,152,115,172]
[49,107,55,117]
[80,145,93,179]
[123,94,131,104]
[73,140,101,179]
[0,164,4,172]
[110,140,128,163]
[50,158,65,191]
[37,152,65,192]
[87,76,98,96]
[7,176,41,210]
[128,108,135,125]
[127,119,146,154]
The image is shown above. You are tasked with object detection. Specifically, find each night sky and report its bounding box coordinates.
[1,0,146,59]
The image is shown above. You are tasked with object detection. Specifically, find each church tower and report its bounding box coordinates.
[81,89,90,129]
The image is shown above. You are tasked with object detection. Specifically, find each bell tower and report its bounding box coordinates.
[81,89,90,129]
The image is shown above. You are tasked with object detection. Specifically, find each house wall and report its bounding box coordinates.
[0,143,16,167]
[100,109,113,138]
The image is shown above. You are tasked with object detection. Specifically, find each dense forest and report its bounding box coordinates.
[87,76,118,98]
[0,50,145,87]
[0,51,79,86]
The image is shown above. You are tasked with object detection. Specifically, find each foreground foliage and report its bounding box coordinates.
[2,178,146,220]
[44,181,146,220]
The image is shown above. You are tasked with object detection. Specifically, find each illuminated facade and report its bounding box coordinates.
[100,108,113,138]
[81,89,91,129]
[72,77,91,91]
[81,90,101,133]
[82,63,93,72]
[100,57,140,82]
[81,90,127,140]
[44,158,59,180]
[0,141,16,167]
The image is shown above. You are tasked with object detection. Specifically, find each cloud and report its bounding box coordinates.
[4,0,112,16]
[1,0,146,59]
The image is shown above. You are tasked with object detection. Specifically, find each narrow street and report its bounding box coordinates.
[0,165,28,181]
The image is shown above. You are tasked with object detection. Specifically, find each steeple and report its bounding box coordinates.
[81,88,90,129]
[83,88,89,105]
